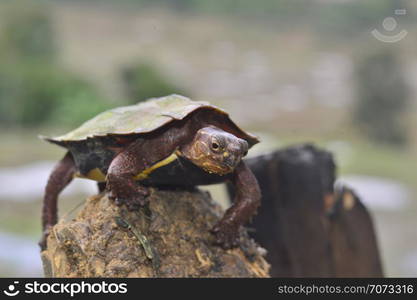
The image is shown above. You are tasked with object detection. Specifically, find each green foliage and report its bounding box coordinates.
[121,62,187,104]
[49,89,113,128]
[312,0,410,38]
[353,49,410,146]
[0,1,112,128]
[98,0,413,36]
[0,61,112,127]
[0,2,56,61]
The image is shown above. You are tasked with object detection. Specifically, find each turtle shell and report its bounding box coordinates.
[44,94,259,146]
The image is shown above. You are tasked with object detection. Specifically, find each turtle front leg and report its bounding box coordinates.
[211,161,261,249]
[106,137,179,210]
[107,143,150,210]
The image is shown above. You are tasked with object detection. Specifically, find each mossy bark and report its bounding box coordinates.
[41,188,269,278]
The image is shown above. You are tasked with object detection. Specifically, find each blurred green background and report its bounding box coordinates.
[0,0,416,277]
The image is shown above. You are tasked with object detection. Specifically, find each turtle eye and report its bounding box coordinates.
[211,142,220,150]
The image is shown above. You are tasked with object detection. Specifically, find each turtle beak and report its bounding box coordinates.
[223,139,247,169]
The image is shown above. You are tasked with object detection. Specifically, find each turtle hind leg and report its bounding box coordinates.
[40,151,76,251]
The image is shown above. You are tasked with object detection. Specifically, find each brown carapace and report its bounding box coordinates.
[40,95,261,250]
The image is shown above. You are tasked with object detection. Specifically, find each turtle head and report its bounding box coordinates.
[181,126,249,175]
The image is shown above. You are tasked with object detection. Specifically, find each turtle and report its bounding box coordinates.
[40,94,261,250]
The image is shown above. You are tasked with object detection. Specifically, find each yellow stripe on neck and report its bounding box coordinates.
[75,168,106,182]
[134,152,178,181]
[75,152,179,182]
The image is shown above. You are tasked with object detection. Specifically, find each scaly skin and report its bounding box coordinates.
[39,152,76,250]
[211,162,261,248]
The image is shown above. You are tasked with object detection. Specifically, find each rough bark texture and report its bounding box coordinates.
[329,186,384,277]
[41,188,269,278]
[238,144,383,277]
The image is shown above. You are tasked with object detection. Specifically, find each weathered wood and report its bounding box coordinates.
[329,185,383,277]
[239,144,383,277]
[41,188,269,278]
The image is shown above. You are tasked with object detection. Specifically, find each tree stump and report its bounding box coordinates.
[41,188,269,278]
[237,144,383,277]
[329,186,383,277]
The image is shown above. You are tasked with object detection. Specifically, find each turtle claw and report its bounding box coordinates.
[108,185,150,210]
[116,195,149,210]
[210,222,240,250]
